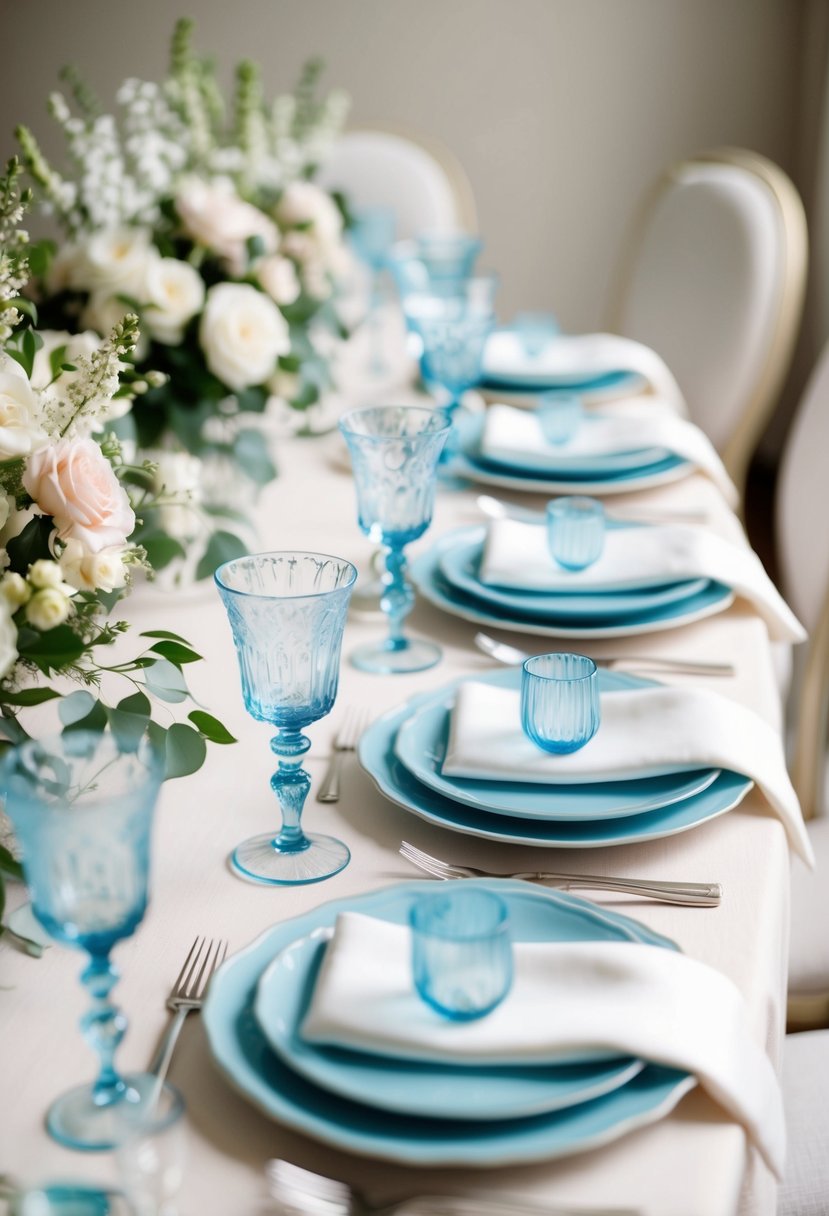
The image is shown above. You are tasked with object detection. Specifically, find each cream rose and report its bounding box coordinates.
[59,538,127,594]
[0,572,29,610]
[28,559,65,590]
[0,600,18,678]
[143,258,205,345]
[276,181,343,246]
[199,283,289,391]
[0,362,48,459]
[176,177,278,276]
[256,255,300,306]
[80,227,156,297]
[23,438,136,554]
[26,586,71,631]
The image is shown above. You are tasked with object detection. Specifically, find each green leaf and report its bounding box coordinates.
[60,691,107,735]
[18,624,87,675]
[139,630,193,644]
[118,690,151,717]
[10,297,38,324]
[233,428,276,486]
[188,710,237,744]
[0,843,23,881]
[58,689,96,726]
[195,529,248,581]
[234,385,268,414]
[149,640,202,665]
[164,722,207,778]
[28,238,55,278]
[141,533,186,571]
[0,687,61,707]
[143,658,189,703]
[106,705,149,752]
[7,516,56,576]
[48,343,68,382]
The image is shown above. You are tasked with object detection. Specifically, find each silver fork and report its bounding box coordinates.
[266,1159,638,1216]
[400,841,721,907]
[476,493,709,527]
[317,708,369,803]
[474,630,735,676]
[148,936,228,1085]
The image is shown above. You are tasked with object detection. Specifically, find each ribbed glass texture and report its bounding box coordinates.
[521,653,601,754]
[405,274,498,406]
[515,311,560,358]
[410,889,512,1021]
[538,391,583,445]
[547,496,605,570]
[215,552,356,729]
[340,407,450,548]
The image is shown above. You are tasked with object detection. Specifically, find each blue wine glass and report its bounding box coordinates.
[349,205,396,377]
[215,551,356,885]
[0,731,165,1151]
[388,233,483,301]
[339,406,450,673]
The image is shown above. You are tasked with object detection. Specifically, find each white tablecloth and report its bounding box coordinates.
[0,384,793,1215]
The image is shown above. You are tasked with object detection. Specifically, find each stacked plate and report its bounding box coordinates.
[482,326,648,399]
[358,667,753,850]
[411,525,735,639]
[203,878,697,1166]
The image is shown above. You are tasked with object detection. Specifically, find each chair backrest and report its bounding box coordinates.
[777,340,829,819]
[316,125,477,240]
[609,149,807,501]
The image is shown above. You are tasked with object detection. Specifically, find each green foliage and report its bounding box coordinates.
[195,529,248,581]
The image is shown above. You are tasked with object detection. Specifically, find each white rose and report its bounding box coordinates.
[276,182,343,246]
[151,450,203,542]
[143,258,205,345]
[46,244,90,294]
[0,362,48,458]
[176,177,278,276]
[199,283,290,391]
[256,255,300,306]
[80,227,156,297]
[0,490,12,536]
[28,559,65,590]
[0,599,18,678]
[60,538,127,594]
[26,586,71,631]
[0,572,30,609]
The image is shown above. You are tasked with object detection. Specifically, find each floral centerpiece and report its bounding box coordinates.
[0,158,234,944]
[17,20,352,579]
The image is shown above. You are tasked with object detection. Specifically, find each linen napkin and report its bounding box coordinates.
[482,332,688,416]
[301,910,785,1179]
[442,680,812,864]
[479,518,806,644]
[480,403,738,506]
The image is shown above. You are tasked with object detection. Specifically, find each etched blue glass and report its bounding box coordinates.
[521,653,601,754]
[349,205,396,377]
[547,496,605,570]
[340,406,450,673]
[410,888,512,1021]
[514,311,560,357]
[215,551,356,885]
[387,233,483,301]
[538,391,583,445]
[0,731,164,1150]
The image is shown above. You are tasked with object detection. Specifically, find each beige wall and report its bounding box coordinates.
[1,0,805,329]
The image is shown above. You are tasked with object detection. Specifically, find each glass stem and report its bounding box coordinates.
[80,952,128,1108]
[270,729,312,853]
[381,544,414,652]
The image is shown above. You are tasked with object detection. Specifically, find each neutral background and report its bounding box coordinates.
[1,0,826,457]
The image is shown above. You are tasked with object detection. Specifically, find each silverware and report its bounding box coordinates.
[317,708,369,803]
[266,1159,639,1216]
[474,631,735,676]
[400,841,722,907]
[148,936,228,1085]
[476,493,709,527]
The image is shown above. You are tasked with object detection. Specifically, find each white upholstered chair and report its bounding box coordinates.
[609,148,807,503]
[316,126,477,239]
[779,1029,829,1215]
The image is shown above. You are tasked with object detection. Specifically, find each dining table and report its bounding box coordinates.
[0,334,797,1216]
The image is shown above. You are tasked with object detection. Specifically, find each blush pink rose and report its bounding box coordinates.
[23,438,136,553]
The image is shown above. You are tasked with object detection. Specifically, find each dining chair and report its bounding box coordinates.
[316,124,478,239]
[779,1028,829,1215]
[776,339,829,1031]
[608,148,808,504]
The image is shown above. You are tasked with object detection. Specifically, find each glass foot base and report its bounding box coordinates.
[46,1073,177,1152]
[231,831,350,886]
[351,637,442,674]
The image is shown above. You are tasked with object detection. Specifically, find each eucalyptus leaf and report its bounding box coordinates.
[62,698,108,736]
[6,516,55,576]
[106,705,149,752]
[139,630,192,645]
[233,429,276,486]
[0,688,61,707]
[164,722,207,779]
[188,710,237,744]
[143,658,189,703]
[195,529,247,581]
[149,640,202,665]
[19,624,88,675]
[141,533,186,571]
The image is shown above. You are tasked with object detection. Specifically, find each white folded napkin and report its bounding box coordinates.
[443,681,812,864]
[479,518,806,644]
[480,403,738,505]
[483,332,688,416]
[301,910,785,1179]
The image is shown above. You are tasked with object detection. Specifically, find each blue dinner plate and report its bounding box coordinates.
[479,414,669,476]
[482,368,645,393]
[253,926,644,1121]
[359,671,753,848]
[393,669,720,821]
[482,330,648,393]
[204,880,694,1166]
[439,530,710,621]
[411,532,735,639]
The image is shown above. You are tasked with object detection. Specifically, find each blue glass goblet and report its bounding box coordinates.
[0,731,165,1151]
[215,551,356,885]
[387,233,483,302]
[350,205,396,377]
[339,406,450,673]
[521,653,601,754]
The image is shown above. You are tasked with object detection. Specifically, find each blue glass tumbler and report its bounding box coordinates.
[521,653,601,754]
[514,311,560,357]
[547,496,605,570]
[215,551,356,885]
[340,406,450,674]
[0,731,165,1151]
[411,888,512,1020]
[537,391,583,445]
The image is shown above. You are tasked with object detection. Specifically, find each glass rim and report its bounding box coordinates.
[213,550,358,600]
[547,495,604,515]
[522,653,598,683]
[339,405,451,442]
[0,729,162,807]
[409,889,510,939]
